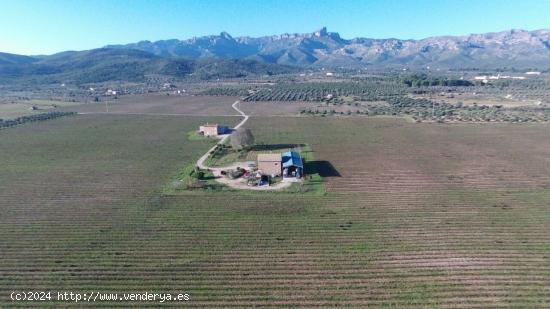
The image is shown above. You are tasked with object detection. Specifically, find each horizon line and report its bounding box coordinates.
[4,26,549,57]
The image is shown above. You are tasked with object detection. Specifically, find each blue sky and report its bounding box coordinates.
[1,0,549,55]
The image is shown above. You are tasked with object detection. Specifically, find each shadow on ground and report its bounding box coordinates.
[305,160,341,177]
[249,144,306,151]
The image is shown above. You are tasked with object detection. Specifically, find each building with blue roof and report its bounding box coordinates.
[282,151,304,179]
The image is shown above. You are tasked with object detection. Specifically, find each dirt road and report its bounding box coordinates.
[195,101,292,190]
[196,100,248,169]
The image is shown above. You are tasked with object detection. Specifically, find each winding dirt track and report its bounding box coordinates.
[196,100,248,169]
[195,101,292,190]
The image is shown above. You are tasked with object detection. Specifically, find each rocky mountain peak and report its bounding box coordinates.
[104,28,550,68]
[220,31,233,40]
[314,27,328,37]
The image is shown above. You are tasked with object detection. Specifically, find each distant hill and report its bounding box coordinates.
[2,27,550,85]
[0,48,297,84]
[106,27,550,69]
[0,52,37,65]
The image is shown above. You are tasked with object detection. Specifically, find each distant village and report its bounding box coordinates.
[472,71,541,83]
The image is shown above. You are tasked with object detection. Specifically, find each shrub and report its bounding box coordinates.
[190,167,205,180]
[231,127,255,150]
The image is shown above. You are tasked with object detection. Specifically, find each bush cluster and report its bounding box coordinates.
[0,111,77,129]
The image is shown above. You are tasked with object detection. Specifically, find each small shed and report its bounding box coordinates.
[199,123,229,137]
[257,153,282,176]
[282,151,304,178]
[199,124,219,136]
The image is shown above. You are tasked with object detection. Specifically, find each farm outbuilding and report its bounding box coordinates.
[257,153,282,176]
[282,151,304,178]
[199,123,229,137]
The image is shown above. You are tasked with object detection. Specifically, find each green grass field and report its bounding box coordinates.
[1,114,550,308]
[0,100,82,120]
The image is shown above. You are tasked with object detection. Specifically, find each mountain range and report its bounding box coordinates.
[2,28,550,85]
[106,27,550,68]
[0,48,296,84]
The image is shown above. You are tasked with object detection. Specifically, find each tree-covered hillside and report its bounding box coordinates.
[0,48,297,85]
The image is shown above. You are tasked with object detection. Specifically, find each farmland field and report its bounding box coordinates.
[2,112,550,308]
[60,94,240,116]
[0,100,82,120]
[410,93,543,108]
[245,117,550,193]
[239,101,314,116]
